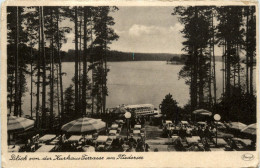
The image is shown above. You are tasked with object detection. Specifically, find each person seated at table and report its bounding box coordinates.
[129,135,137,146]
[198,126,203,139]
[126,144,136,152]
[204,126,211,140]
[186,127,192,137]
[121,141,129,151]
[111,138,120,149]
[144,143,150,152]
[136,139,144,152]
[118,137,124,146]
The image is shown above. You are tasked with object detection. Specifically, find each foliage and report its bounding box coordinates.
[160,93,180,123]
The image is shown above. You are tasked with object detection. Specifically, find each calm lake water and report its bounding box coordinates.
[22,61,255,117]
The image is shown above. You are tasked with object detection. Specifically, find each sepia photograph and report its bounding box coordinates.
[3,2,258,158]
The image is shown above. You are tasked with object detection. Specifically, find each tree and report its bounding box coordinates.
[64,85,75,123]
[7,7,29,116]
[160,93,180,123]
[92,6,119,114]
[173,6,211,111]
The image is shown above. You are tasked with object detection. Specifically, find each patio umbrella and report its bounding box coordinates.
[193,109,212,116]
[7,116,35,132]
[241,123,256,136]
[61,117,106,134]
[227,122,247,131]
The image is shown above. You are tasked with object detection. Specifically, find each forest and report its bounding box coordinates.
[62,50,183,62]
[166,6,256,124]
[7,6,119,129]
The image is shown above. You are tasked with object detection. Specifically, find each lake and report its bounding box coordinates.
[22,61,255,117]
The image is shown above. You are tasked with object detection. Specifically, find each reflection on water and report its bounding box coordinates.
[22,61,255,116]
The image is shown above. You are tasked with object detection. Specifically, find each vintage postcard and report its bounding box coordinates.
[1,0,259,167]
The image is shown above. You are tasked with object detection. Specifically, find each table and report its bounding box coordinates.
[213,138,227,146]
[167,127,175,131]
[97,145,105,150]
[165,120,172,124]
[84,135,93,140]
[111,124,119,129]
[172,136,179,144]
[109,130,117,135]
[134,125,142,129]
[82,145,95,152]
[96,136,108,143]
[133,130,141,134]
[108,135,117,140]
[122,144,129,151]
[39,134,56,143]
[186,136,200,144]
[8,145,20,152]
[68,135,82,142]
[49,139,59,145]
[36,145,55,152]
[232,138,251,146]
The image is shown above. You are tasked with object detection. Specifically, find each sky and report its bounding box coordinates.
[60,6,223,55]
[109,7,184,54]
[61,6,185,54]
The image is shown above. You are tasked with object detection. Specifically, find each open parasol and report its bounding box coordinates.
[193,109,212,116]
[7,116,35,132]
[227,122,247,131]
[61,117,106,134]
[241,123,256,136]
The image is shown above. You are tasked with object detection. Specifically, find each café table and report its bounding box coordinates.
[213,138,227,146]
[109,130,117,135]
[96,136,108,143]
[172,136,179,144]
[133,130,141,134]
[186,136,200,144]
[108,135,117,140]
[68,135,82,142]
[49,139,59,145]
[39,134,56,143]
[8,145,20,152]
[134,125,142,129]
[111,124,119,129]
[35,145,55,152]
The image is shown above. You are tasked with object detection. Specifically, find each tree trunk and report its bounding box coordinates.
[79,14,82,110]
[208,31,212,105]
[14,6,19,116]
[19,66,22,117]
[56,9,64,127]
[30,44,33,118]
[36,7,41,128]
[82,7,87,116]
[40,6,47,129]
[74,7,79,118]
[198,48,204,107]
[246,8,249,93]
[222,43,225,96]
[49,9,54,129]
[10,69,14,115]
[237,44,241,89]
[56,64,60,117]
[249,9,254,94]
[90,17,94,116]
[212,12,217,104]
[226,40,231,99]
